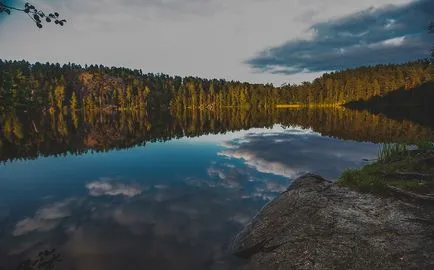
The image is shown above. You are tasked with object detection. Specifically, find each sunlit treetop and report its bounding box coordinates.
[0,1,66,28]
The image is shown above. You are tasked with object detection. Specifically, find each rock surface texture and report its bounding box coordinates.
[232,174,434,270]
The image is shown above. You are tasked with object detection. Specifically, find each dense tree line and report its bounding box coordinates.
[1,108,433,162]
[1,59,433,114]
[0,60,279,113]
[280,60,434,105]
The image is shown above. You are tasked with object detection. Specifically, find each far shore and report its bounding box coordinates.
[276,104,342,108]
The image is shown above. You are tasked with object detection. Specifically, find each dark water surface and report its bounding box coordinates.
[0,108,432,269]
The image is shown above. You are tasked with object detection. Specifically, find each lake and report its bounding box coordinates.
[0,108,432,269]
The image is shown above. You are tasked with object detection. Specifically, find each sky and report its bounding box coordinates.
[0,0,433,85]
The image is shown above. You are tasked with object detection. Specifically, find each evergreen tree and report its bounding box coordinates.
[70,92,78,110]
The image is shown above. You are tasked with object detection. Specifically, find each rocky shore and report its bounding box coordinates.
[232,174,434,270]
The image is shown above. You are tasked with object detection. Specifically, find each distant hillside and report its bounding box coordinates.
[0,59,433,113]
[279,60,434,105]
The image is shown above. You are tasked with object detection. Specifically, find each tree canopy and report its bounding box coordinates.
[0,59,433,114]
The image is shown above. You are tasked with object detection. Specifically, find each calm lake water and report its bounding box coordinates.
[0,108,432,269]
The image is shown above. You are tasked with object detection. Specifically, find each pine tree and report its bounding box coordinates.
[70,92,78,110]
[54,85,65,110]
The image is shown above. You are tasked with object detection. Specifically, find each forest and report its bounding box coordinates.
[1,58,434,163]
[0,59,433,113]
[1,107,433,163]
[345,81,434,128]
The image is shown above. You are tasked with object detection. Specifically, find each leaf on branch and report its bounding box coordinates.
[1,2,66,28]
[0,7,11,15]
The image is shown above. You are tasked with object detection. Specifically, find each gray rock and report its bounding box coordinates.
[232,174,434,270]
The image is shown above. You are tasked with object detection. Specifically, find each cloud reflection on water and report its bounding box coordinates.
[219,126,379,180]
[2,125,381,269]
[86,178,144,197]
[13,198,77,236]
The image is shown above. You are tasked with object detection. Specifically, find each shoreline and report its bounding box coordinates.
[232,173,434,269]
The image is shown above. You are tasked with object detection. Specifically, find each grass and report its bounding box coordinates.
[339,167,387,193]
[416,141,434,150]
[377,143,407,163]
[338,142,434,196]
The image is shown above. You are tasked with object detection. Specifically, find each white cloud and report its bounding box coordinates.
[219,149,303,179]
[207,167,226,180]
[217,126,317,178]
[13,198,75,236]
[381,36,406,46]
[0,0,412,85]
[86,178,143,197]
[229,213,251,225]
[13,218,59,236]
[264,180,287,193]
[217,126,379,179]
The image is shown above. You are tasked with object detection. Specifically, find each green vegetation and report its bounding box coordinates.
[378,143,408,163]
[339,167,386,193]
[1,59,434,114]
[1,108,433,163]
[339,143,434,199]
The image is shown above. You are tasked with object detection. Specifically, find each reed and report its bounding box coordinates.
[377,143,407,163]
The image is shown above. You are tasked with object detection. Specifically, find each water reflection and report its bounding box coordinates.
[0,108,431,269]
[86,178,144,197]
[218,126,380,179]
[0,108,433,162]
[0,124,383,269]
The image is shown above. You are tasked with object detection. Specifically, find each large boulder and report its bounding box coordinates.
[232,174,434,270]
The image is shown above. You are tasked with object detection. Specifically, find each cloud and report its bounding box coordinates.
[207,166,250,189]
[219,149,301,179]
[60,186,258,270]
[228,213,251,226]
[218,127,379,180]
[13,218,59,237]
[247,0,434,74]
[207,167,227,180]
[13,198,75,236]
[263,180,287,193]
[0,0,413,85]
[86,178,143,197]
